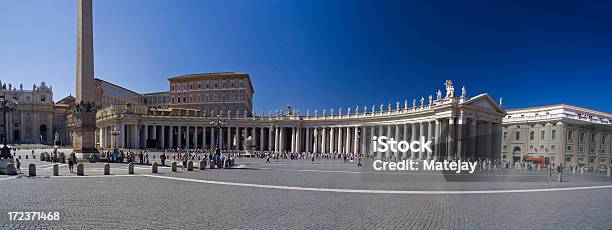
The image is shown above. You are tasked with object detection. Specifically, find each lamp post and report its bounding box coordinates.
[0,92,14,159]
[209,115,226,156]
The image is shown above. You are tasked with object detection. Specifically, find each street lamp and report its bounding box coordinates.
[0,92,14,159]
[209,115,226,156]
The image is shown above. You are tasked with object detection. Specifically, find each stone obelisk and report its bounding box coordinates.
[72,0,98,159]
[76,0,94,104]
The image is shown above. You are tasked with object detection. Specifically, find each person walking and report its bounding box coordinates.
[557,164,563,182]
[15,158,21,174]
[68,156,75,173]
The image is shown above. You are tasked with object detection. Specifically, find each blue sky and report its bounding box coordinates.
[1,0,611,113]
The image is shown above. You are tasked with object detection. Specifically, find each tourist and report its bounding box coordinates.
[160,153,167,166]
[266,152,270,163]
[15,158,21,174]
[68,155,74,173]
[182,153,188,170]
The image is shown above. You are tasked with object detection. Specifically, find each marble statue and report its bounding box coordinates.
[445,80,455,98]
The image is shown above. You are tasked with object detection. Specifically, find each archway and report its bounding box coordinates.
[512,146,522,162]
[13,130,20,143]
[40,125,48,144]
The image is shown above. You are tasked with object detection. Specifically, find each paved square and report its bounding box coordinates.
[2,150,612,229]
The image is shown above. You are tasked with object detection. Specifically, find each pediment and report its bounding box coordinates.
[462,93,505,114]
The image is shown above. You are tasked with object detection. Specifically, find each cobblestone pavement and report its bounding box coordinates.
[2,150,612,229]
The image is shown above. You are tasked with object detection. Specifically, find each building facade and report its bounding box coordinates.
[95,80,506,161]
[143,92,169,109]
[0,81,58,145]
[502,104,612,168]
[94,78,144,108]
[168,72,254,116]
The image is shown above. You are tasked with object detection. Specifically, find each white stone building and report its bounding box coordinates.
[0,81,56,145]
[95,79,506,161]
[502,104,612,168]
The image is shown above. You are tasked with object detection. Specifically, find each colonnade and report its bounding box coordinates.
[97,116,502,161]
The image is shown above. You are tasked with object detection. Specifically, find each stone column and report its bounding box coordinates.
[411,123,418,159]
[99,128,104,148]
[469,119,477,160]
[20,112,25,143]
[337,127,343,154]
[321,128,326,153]
[143,125,148,148]
[419,122,426,159]
[274,127,279,152]
[456,118,466,160]
[485,122,493,160]
[434,120,440,160]
[227,126,231,151]
[294,127,299,152]
[344,127,350,154]
[447,118,455,160]
[177,126,182,149]
[159,126,165,149]
[360,126,366,155]
[202,126,206,149]
[394,124,400,158]
[268,126,274,152]
[403,124,409,158]
[47,114,53,145]
[328,127,335,154]
[168,126,173,149]
[281,127,286,152]
[236,126,241,151]
[260,127,265,151]
[428,121,434,160]
[305,127,310,153]
[252,127,258,151]
[492,123,501,161]
[353,126,359,154]
[313,128,319,153]
[193,127,198,149]
[210,126,214,149]
[32,113,39,144]
[6,112,12,143]
[119,124,125,148]
[378,125,384,157]
[370,126,375,157]
[135,125,140,149]
[187,126,192,149]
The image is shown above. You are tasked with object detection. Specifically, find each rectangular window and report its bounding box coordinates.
[551,130,556,140]
[530,131,534,141]
[591,133,596,143]
[515,131,520,140]
[540,131,545,140]
[603,135,607,145]
[579,132,585,143]
[567,130,573,141]
[566,146,572,152]
[503,132,507,140]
